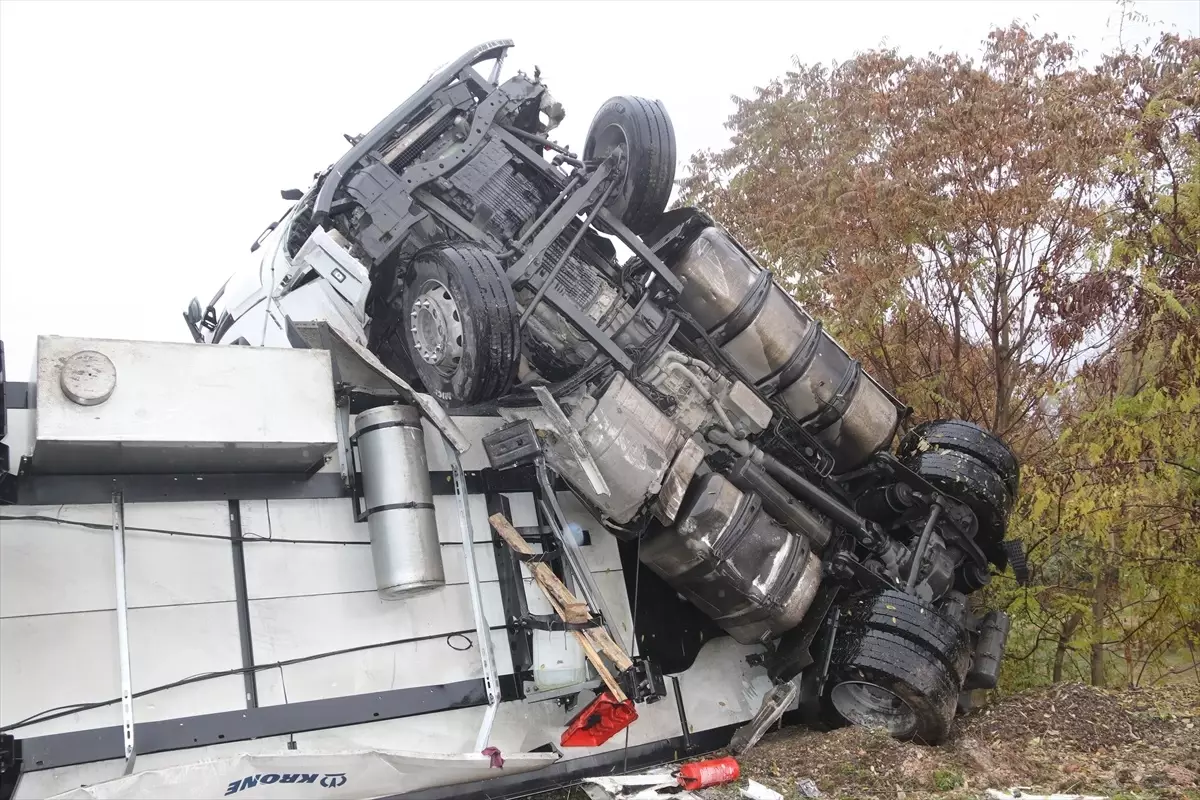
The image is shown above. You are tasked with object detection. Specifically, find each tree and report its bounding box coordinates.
[677,18,1200,688]
[1006,31,1200,688]
[677,24,1131,455]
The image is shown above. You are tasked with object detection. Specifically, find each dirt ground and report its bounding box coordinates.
[730,682,1199,800]
[538,682,1200,800]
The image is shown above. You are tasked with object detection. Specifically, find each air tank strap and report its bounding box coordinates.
[755,320,824,398]
[349,419,424,443]
[725,534,812,626]
[708,268,774,346]
[365,501,435,515]
[801,360,863,434]
[708,491,765,563]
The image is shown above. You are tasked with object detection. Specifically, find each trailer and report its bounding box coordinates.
[0,333,777,800]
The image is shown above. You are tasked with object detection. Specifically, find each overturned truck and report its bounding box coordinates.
[181,40,1027,747]
[0,39,1031,800]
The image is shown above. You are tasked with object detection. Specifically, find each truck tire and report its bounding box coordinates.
[822,594,968,744]
[399,244,520,405]
[899,420,1020,497]
[902,448,1012,545]
[367,299,426,391]
[839,590,971,674]
[584,96,676,235]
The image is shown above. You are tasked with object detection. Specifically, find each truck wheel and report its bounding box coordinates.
[822,592,968,744]
[902,448,1012,545]
[367,307,425,390]
[400,244,520,405]
[899,420,1019,497]
[840,590,972,670]
[583,96,676,235]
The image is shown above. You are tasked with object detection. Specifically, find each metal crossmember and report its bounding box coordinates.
[111,493,136,775]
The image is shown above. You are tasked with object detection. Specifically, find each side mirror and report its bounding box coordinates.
[280,189,304,201]
[186,298,202,324]
[183,298,205,343]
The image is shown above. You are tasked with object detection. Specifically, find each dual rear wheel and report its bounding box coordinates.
[820,589,972,744]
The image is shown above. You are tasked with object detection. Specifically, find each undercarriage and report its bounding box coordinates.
[184,39,1030,745]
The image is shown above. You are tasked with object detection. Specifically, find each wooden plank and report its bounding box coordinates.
[582,627,634,673]
[545,593,627,703]
[490,512,630,702]
[489,513,591,623]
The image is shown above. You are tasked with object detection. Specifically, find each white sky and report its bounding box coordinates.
[1,0,1196,379]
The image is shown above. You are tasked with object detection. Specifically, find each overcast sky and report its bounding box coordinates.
[1,0,1195,378]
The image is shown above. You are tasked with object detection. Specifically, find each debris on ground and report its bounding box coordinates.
[730,683,1199,799]
[533,683,1199,800]
[984,791,1109,800]
[796,777,821,798]
[740,779,783,800]
[678,757,741,790]
[580,773,682,800]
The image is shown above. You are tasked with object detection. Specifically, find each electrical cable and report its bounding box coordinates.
[0,514,369,547]
[0,624,507,733]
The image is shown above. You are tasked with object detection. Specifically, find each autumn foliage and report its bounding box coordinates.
[677,16,1199,688]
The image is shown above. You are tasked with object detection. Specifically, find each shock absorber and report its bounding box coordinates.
[708,429,886,554]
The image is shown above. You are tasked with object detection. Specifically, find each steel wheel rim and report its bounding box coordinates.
[409,279,464,374]
[830,680,917,735]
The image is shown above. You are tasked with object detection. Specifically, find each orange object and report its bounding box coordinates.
[677,756,740,789]
[560,691,638,747]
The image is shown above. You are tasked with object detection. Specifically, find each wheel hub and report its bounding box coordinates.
[409,281,463,371]
[830,680,918,736]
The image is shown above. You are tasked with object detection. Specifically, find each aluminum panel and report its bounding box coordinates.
[33,336,338,474]
[0,611,122,738]
[0,603,245,739]
[122,502,235,608]
[0,506,117,618]
[247,583,509,666]
[672,636,776,733]
[12,736,296,800]
[0,502,235,617]
[238,495,619,601]
[247,584,510,705]
[252,629,515,707]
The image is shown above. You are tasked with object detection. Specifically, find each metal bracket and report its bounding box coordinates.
[533,459,619,638]
[531,386,609,498]
[111,493,136,776]
[617,656,666,705]
[728,680,798,754]
[445,441,500,752]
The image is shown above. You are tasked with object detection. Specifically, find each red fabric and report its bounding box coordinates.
[560,691,638,747]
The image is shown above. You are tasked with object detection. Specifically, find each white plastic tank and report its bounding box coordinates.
[530,522,590,691]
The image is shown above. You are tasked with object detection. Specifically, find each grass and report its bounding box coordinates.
[931,769,964,792]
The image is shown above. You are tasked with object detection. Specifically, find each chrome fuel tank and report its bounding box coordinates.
[669,226,901,472]
[639,473,823,644]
